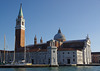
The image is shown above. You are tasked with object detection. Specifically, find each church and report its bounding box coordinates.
[0,4,92,66]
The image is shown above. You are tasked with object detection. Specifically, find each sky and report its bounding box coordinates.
[0,0,100,52]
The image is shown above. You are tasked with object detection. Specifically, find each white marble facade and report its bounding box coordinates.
[0,38,91,65]
[14,38,91,65]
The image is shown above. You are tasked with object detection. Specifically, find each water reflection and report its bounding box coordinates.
[77,66,92,68]
[2,66,100,71]
[76,66,92,71]
[49,67,59,71]
[14,68,26,71]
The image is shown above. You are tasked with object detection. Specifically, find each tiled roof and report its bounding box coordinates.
[62,39,86,49]
[58,48,82,51]
[63,39,86,43]
[28,48,40,52]
[26,43,48,49]
[91,52,100,54]
[16,48,47,52]
[0,50,14,53]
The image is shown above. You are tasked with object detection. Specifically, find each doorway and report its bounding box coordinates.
[67,59,70,64]
[32,59,34,64]
[48,59,50,64]
[99,60,100,63]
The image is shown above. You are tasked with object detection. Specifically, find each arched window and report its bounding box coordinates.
[22,22,24,25]
[17,21,20,25]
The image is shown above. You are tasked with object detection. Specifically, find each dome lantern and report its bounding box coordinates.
[54,28,66,42]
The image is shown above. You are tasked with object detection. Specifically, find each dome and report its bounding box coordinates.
[54,29,66,42]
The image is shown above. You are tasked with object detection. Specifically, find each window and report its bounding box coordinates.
[17,21,20,25]
[73,55,75,57]
[48,59,50,64]
[63,59,64,62]
[63,52,64,54]
[22,58,24,60]
[38,46,41,49]
[17,21,20,24]
[45,55,46,59]
[53,42,55,46]
[68,52,70,54]
[73,52,75,54]
[53,51,55,53]
[22,22,24,25]
[53,58,55,62]
[73,59,75,62]
[51,42,52,46]
[43,59,44,64]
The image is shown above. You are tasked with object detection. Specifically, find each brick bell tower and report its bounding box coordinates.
[15,4,25,51]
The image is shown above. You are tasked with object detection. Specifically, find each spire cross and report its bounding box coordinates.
[86,34,89,39]
[58,28,61,33]
[20,3,22,8]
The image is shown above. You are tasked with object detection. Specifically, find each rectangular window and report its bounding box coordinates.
[53,58,55,62]
[22,22,24,25]
[53,51,55,53]
[45,55,46,59]
[53,42,55,46]
[73,59,75,62]
[73,55,75,57]
[63,59,64,62]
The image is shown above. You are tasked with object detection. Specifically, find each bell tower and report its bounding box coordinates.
[15,4,25,51]
[34,35,37,45]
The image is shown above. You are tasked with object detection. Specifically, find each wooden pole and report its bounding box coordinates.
[13,36,16,64]
[4,35,5,64]
[24,38,26,63]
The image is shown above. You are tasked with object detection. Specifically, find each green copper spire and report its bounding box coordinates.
[18,3,23,17]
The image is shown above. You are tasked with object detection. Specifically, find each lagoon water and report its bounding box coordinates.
[0,66,100,71]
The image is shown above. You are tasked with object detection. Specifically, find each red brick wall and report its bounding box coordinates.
[92,54,100,63]
[15,29,25,50]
